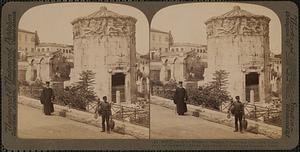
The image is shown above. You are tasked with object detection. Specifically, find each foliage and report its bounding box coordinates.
[153,70,231,111]
[187,70,231,110]
[30,79,44,88]
[18,80,29,87]
[55,70,97,111]
[151,79,163,86]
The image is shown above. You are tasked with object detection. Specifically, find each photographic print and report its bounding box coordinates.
[17,3,150,139]
[1,1,298,150]
[150,3,282,139]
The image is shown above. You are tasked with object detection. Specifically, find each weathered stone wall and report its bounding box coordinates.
[71,8,137,103]
[204,6,271,102]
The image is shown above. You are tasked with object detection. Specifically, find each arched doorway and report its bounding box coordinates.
[111,73,126,103]
[245,72,259,102]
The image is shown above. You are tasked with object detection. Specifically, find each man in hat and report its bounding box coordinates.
[40,81,55,115]
[173,81,188,115]
[231,96,245,133]
[97,96,112,133]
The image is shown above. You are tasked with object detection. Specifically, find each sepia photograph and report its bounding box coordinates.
[150,3,282,139]
[17,3,150,139]
[1,0,298,150]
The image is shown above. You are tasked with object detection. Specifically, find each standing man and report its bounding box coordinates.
[40,81,55,115]
[173,81,188,115]
[231,96,245,133]
[98,96,112,133]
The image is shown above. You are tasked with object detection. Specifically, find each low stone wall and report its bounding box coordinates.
[18,96,149,139]
[151,96,282,139]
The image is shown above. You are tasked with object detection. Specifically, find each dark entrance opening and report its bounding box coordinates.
[112,73,125,103]
[245,72,259,102]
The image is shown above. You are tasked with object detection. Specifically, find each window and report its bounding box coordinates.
[181,48,184,51]
[47,48,49,51]
[25,35,27,42]
[31,48,34,52]
[159,36,161,42]
[38,48,40,52]
[176,48,179,52]
[42,48,45,52]
[165,48,168,52]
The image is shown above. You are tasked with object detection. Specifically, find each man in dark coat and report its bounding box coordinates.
[173,81,188,115]
[231,96,245,133]
[97,96,112,133]
[40,81,55,115]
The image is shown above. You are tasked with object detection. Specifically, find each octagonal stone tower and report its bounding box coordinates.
[204,6,271,103]
[70,7,137,103]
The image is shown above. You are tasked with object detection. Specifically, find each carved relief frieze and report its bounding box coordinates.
[73,18,135,39]
[207,17,269,38]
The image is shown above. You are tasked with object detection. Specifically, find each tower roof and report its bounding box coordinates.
[206,6,270,23]
[71,6,136,24]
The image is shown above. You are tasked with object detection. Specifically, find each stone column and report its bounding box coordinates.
[171,62,175,80]
[25,65,32,82]
[125,72,130,104]
[250,90,255,103]
[36,63,41,81]
[160,65,166,83]
[107,71,112,103]
[259,72,265,103]
[116,90,121,104]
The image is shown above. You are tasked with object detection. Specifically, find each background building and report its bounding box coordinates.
[18,29,39,82]
[204,6,271,103]
[160,43,207,83]
[269,53,281,99]
[149,29,173,82]
[70,7,137,104]
[150,29,173,60]
[136,53,150,97]
[26,50,73,83]
[35,43,74,62]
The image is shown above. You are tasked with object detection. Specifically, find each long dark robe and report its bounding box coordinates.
[40,87,55,115]
[173,87,188,114]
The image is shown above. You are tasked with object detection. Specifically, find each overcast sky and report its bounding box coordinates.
[151,2,281,54]
[19,3,149,55]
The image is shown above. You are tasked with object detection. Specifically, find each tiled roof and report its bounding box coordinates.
[71,6,136,24]
[206,6,270,23]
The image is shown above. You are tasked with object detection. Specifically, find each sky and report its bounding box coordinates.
[19,3,149,55]
[151,2,282,54]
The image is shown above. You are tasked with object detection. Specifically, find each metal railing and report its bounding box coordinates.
[86,101,149,128]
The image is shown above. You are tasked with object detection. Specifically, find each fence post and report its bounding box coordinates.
[254,105,257,120]
[121,106,124,120]
[134,108,137,120]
